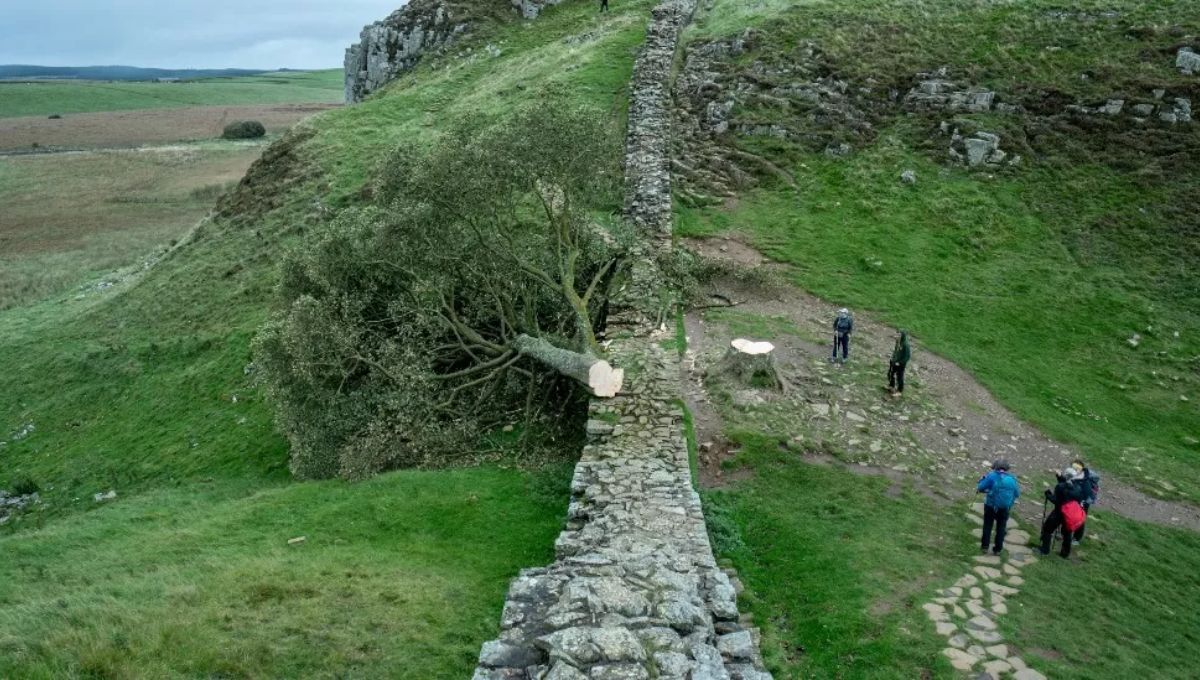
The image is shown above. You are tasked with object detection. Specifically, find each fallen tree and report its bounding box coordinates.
[255,104,629,479]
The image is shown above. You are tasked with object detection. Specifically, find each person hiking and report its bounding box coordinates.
[1071,459,1100,545]
[977,458,1020,554]
[1040,466,1087,558]
[888,330,911,396]
[599,0,608,12]
[831,308,853,364]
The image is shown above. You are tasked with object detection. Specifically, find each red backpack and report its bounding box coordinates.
[1062,501,1087,532]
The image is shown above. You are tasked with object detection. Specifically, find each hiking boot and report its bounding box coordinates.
[1072,539,1081,546]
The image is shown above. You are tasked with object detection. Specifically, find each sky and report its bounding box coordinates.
[0,0,408,70]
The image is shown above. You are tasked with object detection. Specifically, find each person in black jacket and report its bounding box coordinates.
[1040,466,1086,558]
[1071,459,1099,545]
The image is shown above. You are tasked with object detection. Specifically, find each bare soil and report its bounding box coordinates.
[0,103,339,152]
[681,236,1200,534]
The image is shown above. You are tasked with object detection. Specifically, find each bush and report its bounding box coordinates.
[221,120,266,140]
[10,476,39,496]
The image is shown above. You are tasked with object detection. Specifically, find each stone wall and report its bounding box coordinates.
[623,0,699,242]
[473,1,772,678]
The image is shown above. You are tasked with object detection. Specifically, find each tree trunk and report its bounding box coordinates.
[513,334,624,397]
[714,338,786,391]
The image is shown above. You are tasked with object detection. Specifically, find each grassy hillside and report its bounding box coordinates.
[0,141,264,310]
[1,0,652,675]
[678,0,1200,502]
[0,70,343,118]
[677,0,1200,677]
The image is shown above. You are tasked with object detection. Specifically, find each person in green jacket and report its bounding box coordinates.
[888,330,911,396]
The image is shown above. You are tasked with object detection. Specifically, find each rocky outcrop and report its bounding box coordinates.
[624,0,699,242]
[943,125,1020,168]
[512,0,565,20]
[343,0,468,103]
[905,69,999,113]
[1178,47,1200,75]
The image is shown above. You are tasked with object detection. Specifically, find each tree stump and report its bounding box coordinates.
[713,338,785,391]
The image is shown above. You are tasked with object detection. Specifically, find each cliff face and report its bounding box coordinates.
[343,0,565,104]
[343,0,465,104]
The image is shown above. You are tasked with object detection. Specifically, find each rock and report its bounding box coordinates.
[93,490,117,502]
[973,566,1002,579]
[1100,99,1124,115]
[936,621,958,636]
[900,169,917,184]
[479,640,543,668]
[948,634,968,648]
[345,0,476,103]
[965,138,993,167]
[546,663,589,680]
[942,647,979,671]
[654,651,691,676]
[983,659,1013,675]
[1130,104,1154,117]
[966,615,997,632]
[1012,669,1047,680]
[810,403,831,417]
[985,644,1009,658]
[1178,48,1200,75]
[845,411,866,423]
[967,628,1003,644]
[287,536,306,546]
[716,631,755,660]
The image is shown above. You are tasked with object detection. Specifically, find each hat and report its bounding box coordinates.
[838,308,849,315]
[992,458,1010,471]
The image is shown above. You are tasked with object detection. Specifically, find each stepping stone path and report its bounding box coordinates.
[922,503,1047,679]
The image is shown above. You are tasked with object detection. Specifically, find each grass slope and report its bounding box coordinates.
[0,141,263,310]
[0,465,570,679]
[678,0,1200,502]
[0,0,653,676]
[0,70,343,118]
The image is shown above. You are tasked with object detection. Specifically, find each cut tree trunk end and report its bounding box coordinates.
[715,338,786,391]
[513,334,624,397]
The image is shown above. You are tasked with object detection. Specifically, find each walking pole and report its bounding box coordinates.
[1041,496,1050,554]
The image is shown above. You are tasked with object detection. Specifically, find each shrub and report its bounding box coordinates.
[221,120,266,140]
[48,114,62,120]
[11,476,39,496]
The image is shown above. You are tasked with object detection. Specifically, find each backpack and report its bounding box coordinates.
[1085,471,1100,503]
[1062,500,1086,532]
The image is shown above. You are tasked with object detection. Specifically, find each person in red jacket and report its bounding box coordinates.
[1039,467,1086,558]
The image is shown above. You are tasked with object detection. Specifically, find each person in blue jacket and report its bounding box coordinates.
[976,458,1020,555]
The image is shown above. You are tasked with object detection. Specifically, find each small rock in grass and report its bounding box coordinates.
[288,536,307,546]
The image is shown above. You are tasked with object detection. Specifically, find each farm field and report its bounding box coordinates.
[0,70,343,118]
[0,141,266,309]
[0,103,339,152]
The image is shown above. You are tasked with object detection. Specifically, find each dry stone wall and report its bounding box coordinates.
[473,1,772,678]
[623,0,698,242]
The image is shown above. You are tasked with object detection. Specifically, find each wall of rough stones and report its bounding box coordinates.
[622,0,699,242]
[473,1,773,678]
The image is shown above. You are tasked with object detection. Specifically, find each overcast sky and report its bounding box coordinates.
[0,1,407,70]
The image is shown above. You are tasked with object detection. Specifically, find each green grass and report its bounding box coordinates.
[677,0,1200,503]
[0,1,656,674]
[707,433,1200,679]
[0,141,262,310]
[0,465,571,679]
[0,70,343,118]
[1002,510,1200,679]
[704,432,965,679]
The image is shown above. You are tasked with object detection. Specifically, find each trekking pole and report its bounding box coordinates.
[1041,496,1051,554]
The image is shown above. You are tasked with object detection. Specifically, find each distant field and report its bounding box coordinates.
[0,103,338,151]
[0,70,343,118]
[0,141,265,309]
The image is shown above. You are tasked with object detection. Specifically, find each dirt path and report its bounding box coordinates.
[680,236,1200,534]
